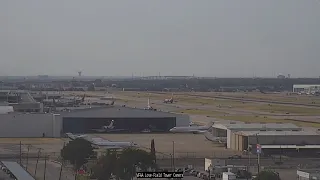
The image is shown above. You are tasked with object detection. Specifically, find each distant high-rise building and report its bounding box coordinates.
[287,74,291,78]
[78,71,82,77]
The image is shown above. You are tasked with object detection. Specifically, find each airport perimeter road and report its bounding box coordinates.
[0,171,12,180]
[25,160,75,180]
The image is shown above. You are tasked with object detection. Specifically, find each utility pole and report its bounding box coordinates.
[256,134,261,174]
[248,137,251,169]
[19,141,22,166]
[58,161,63,180]
[34,148,41,177]
[172,141,175,171]
[43,155,47,180]
[26,145,31,170]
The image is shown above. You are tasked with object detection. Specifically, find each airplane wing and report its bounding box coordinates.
[106,129,128,132]
[189,130,207,134]
[99,146,124,149]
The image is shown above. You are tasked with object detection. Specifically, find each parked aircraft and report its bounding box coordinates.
[163,93,174,103]
[169,122,214,134]
[65,133,88,140]
[65,133,138,149]
[91,120,127,133]
[91,139,138,149]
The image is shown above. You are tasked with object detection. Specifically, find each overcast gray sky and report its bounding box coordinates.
[1,0,319,77]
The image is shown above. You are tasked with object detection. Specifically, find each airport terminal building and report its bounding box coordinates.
[0,106,190,137]
[210,122,320,156]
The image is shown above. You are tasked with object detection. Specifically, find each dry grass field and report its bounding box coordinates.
[112,91,320,127]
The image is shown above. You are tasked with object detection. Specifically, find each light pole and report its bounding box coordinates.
[26,145,31,171]
[34,148,42,177]
[172,141,175,171]
[44,154,47,180]
[19,141,22,166]
[255,133,261,174]
[248,136,251,169]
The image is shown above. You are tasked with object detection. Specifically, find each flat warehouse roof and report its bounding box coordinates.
[261,145,320,149]
[213,123,301,131]
[61,106,182,118]
[235,130,320,136]
[293,84,320,88]
[1,161,35,180]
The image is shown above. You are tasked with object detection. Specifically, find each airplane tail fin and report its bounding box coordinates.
[207,121,215,128]
[108,120,114,128]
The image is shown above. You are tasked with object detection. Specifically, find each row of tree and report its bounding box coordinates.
[61,138,157,180]
[60,138,281,180]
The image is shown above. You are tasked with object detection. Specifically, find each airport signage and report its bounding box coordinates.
[136,172,183,179]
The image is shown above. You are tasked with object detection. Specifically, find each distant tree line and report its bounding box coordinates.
[4,78,320,92]
[100,78,320,92]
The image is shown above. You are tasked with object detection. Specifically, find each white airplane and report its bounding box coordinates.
[169,122,214,134]
[163,93,174,103]
[65,133,138,149]
[91,139,138,149]
[91,120,127,133]
[65,133,88,140]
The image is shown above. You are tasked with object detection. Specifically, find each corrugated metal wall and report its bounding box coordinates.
[62,117,176,133]
[0,113,62,137]
[248,135,320,145]
[175,114,190,127]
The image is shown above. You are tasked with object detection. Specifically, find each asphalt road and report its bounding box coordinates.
[0,171,12,180]
[23,160,75,180]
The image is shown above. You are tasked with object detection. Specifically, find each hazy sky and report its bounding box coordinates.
[1,0,319,77]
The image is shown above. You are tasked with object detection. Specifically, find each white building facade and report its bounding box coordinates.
[293,84,320,93]
[0,113,62,137]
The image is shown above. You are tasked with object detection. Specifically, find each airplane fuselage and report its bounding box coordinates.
[169,126,209,133]
[92,141,137,147]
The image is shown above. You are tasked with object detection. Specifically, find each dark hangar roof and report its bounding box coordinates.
[61,106,178,118]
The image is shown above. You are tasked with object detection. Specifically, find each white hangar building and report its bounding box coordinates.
[0,113,61,138]
[293,84,320,93]
[210,122,320,156]
[0,106,190,137]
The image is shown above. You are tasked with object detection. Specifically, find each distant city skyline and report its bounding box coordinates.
[1,0,319,77]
